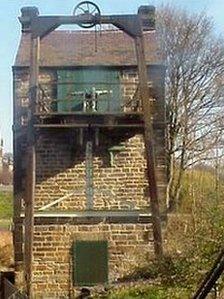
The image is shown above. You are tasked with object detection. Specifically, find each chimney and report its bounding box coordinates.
[138,5,155,31]
[19,6,39,33]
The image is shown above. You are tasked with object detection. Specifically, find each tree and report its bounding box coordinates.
[156,6,224,210]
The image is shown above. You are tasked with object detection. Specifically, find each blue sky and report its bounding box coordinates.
[0,0,223,152]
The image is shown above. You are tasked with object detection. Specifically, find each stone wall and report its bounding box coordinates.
[35,132,149,211]
[13,66,165,125]
[13,65,166,298]
[32,222,153,298]
[13,66,167,212]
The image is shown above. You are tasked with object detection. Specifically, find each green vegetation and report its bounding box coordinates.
[96,168,224,298]
[0,190,13,221]
[104,286,191,299]
[0,190,13,268]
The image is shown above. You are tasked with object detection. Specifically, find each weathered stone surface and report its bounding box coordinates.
[31,223,154,297]
[13,65,166,298]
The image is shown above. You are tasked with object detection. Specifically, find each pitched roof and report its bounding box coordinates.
[14,30,162,67]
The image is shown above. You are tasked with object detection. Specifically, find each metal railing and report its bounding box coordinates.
[192,248,224,299]
[35,81,141,115]
[3,278,27,299]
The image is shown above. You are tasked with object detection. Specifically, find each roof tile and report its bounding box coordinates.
[14,30,162,67]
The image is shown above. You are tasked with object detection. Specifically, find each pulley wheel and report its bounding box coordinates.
[73,1,101,28]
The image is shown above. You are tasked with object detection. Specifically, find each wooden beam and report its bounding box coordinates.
[24,35,39,298]
[134,35,163,258]
[22,211,151,217]
[34,124,143,128]
[34,111,142,116]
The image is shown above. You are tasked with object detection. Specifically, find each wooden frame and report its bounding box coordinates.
[18,5,163,298]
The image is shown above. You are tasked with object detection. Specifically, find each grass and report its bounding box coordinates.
[0,191,13,268]
[0,219,12,229]
[94,286,192,299]
[0,191,13,220]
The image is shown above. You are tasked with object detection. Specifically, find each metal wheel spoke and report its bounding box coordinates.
[78,6,86,13]
[73,1,101,28]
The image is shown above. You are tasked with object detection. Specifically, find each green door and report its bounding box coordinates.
[73,240,108,286]
[57,69,121,112]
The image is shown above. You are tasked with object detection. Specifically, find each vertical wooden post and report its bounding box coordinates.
[13,70,24,283]
[134,35,163,258]
[24,35,39,298]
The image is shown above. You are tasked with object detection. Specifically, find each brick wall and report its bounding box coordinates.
[32,222,153,298]
[14,66,165,125]
[35,132,149,211]
[13,65,166,297]
[13,66,167,212]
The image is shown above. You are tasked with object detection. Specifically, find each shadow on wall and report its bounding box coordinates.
[35,127,142,184]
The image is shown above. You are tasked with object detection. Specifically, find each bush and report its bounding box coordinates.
[101,169,224,298]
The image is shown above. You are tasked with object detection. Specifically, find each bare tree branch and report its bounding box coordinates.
[157,6,224,210]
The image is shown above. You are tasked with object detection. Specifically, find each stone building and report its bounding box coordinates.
[13,21,167,298]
